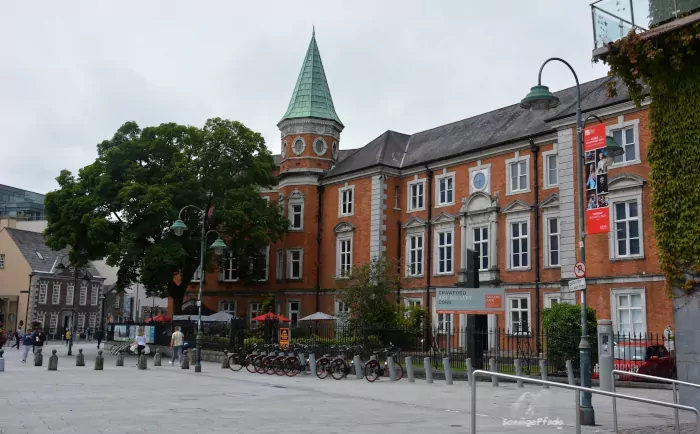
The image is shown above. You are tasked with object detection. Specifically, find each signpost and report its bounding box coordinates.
[435,287,505,314]
[279,327,290,349]
[567,278,587,293]
[574,262,586,278]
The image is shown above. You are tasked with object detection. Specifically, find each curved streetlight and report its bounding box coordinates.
[170,205,227,373]
[520,57,625,427]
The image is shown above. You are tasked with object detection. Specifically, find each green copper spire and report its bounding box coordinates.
[280,30,343,126]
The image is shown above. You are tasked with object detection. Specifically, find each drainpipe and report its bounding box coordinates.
[425,165,434,321]
[396,220,402,305]
[530,138,542,355]
[316,184,324,312]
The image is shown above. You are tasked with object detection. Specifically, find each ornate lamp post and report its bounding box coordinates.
[520,57,623,426]
[170,205,226,373]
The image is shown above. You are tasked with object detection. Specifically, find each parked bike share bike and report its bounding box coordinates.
[282,343,317,377]
[364,343,404,382]
[327,344,364,380]
[315,345,349,379]
[227,342,266,373]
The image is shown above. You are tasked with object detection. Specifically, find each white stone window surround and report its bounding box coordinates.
[288,189,305,231]
[335,222,355,279]
[432,212,457,276]
[51,282,60,305]
[286,248,303,280]
[607,116,642,168]
[610,288,647,334]
[460,192,500,283]
[66,283,74,306]
[407,175,426,212]
[542,144,558,189]
[220,252,239,282]
[79,283,88,305]
[506,292,532,336]
[291,136,306,156]
[249,302,261,323]
[403,217,427,278]
[435,168,456,207]
[544,291,573,308]
[540,193,560,269]
[313,137,328,156]
[220,300,236,314]
[404,297,423,308]
[287,300,301,324]
[503,200,532,271]
[469,161,491,195]
[338,183,355,217]
[607,174,646,261]
[431,296,453,335]
[39,281,48,304]
[505,151,531,196]
[275,249,283,281]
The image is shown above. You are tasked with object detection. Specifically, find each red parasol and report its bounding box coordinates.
[251,312,291,322]
[145,315,172,323]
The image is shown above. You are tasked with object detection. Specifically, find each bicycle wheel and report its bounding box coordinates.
[254,356,266,374]
[316,358,330,379]
[264,357,276,375]
[394,362,404,381]
[364,360,380,382]
[284,357,300,377]
[246,355,258,373]
[228,354,243,372]
[330,358,347,380]
[274,357,286,376]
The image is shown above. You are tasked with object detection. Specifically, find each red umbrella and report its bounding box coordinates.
[145,315,172,323]
[251,312,291,322]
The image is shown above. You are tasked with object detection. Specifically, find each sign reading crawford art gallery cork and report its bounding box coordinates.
[435,287,505,315]
[584,123,610,234]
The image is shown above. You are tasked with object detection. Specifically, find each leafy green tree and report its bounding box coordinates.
[542,303,597,373]
[44,118,289,312]
[336,257,400,327]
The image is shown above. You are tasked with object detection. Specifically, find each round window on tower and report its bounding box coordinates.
[331,141,339,160]
[281,141,288,159]
[292,137,305,155]
[313,138,327,156]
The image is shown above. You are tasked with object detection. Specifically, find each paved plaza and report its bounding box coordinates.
[0,343,696,433]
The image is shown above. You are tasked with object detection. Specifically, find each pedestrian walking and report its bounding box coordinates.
[169,327,184,365]
[65,329,72,346]
[21,330,33,363]
[94,328,104,349]
[34,329,46,351]
[134,328,146,357]
[11,328,21,349]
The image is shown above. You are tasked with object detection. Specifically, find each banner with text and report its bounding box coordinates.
[584,123,610,234]
[435,287,505,314]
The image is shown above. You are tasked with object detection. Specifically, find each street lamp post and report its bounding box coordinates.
[170,205,226,373]
[520,57,623,426]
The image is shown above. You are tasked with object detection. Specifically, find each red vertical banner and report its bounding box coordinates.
[583,124,610,234]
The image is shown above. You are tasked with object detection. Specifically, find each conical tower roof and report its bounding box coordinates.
[280,30,343,126]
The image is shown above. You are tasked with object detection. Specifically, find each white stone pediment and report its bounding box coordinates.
[402,216,427,229]
[609,173,647,192]
[501,199,532,214]
[539,193,560,209]
[460,191,497,214]
[334,222,355,233]
[289,189,305,199]
[432,212,457,226]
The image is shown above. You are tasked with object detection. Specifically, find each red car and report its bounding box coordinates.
[594,341,675,381]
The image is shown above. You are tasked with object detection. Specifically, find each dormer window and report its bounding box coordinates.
[35,251,44,260]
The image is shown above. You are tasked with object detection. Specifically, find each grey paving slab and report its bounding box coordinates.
[0,343,696,434]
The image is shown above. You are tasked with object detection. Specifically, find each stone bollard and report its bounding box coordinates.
[181,351,190,370]
[489,358,498,387]
[539,360,549,388]
[388,356,397,381]
[466,358,473,386]
[405,356,414,383]
[0,350,5,372]
[566,360,575,385]
[308,353,316,377]
[353,355,363,379]
[116,352,124,367]
[424,357,433,384]
[138,354,147,370]
[189,349,196,364]
[443,357,453,385]
[34,347,43,367]
[48,349,59,371]
[514,359,524,388]
[154,349,162,366]
[76,349,85,366]
[94,350,104,370]
[221,353,229,369]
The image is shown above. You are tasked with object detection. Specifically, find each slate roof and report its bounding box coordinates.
[4,228,101,277]
[325,76,636,178]
[279,31,343,126]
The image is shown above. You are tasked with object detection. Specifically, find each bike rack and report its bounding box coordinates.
[471,370,700,434]
[611,369,700,434]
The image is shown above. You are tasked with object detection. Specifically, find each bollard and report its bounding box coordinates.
[154,349,162,366]
[189,349,196,365]
[48,349,58,371]
[181,350,190,369]
[514,359,524,388]
[308,353,316,377]
[565,360,575,385]
[353,355,363,379]
[94,350,104,370]
[0,350,5,372]
[34,347,43,367]
[489,358,498,387]
[388,356,397,381]
[116,351,124,366]
[138,354,147,370]
[424,357,433,384]
[221,353,229,369]
[443,357,453,385]
[405,356,414,383]
[466,358,473,386]
[539,360,549,388]
[76,349,85,366]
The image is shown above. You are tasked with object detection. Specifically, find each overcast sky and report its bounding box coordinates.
[1,0,608,195]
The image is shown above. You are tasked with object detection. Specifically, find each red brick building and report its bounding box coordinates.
[176,32,670,342]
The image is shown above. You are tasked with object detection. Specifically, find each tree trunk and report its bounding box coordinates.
[169,283,186,314]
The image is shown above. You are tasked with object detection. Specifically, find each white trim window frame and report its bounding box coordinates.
[506,216,530,270]
[404,297,423,308]
[91,285,99,306]
[49,313,58,335]
[276,249,283,281]
[51,282,60,305]
[435,172,456,207]
[505,154,531,195]
[506,293,532,335]
[77,313,86,331]
[543,149,558,188]
[88,313,96,329]
[608,118,641,168]
[220,253,239,282]
[66,283,74,306]
[291,136,306,156]
[336,233,353,278]
[287,248,303,280]
[249,302,261,324]
[431,297,453,335]
[338,185,355,217]
[544,215,561,268]
[334,298,350,324]
[434,228,454,275]
[219,300,236,315]
[405,231,424,277]
[256,247,270,282]
[472,226,489,271]
[610,288,647,335]
[544,292,562,308]
[79,283,88,306]
[287,300,300,325]
[407,178,426,212]
[612,199,643,259]
[39,282,48,304]
[288,199,305,231]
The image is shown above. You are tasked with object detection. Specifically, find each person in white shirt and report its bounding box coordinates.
[596,150,608,174]
[134,328,147,356]
[169,327,185,365]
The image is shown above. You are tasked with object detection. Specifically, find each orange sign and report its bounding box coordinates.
[485,294,502,309]
[279,328,290,349]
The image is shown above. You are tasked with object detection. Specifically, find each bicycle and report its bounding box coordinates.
[254,344,282,374]
[282,343,317,377]
[315,345,345,379]
[227,343,265,372]
[364,343,404,382]
[330,344,364,380]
